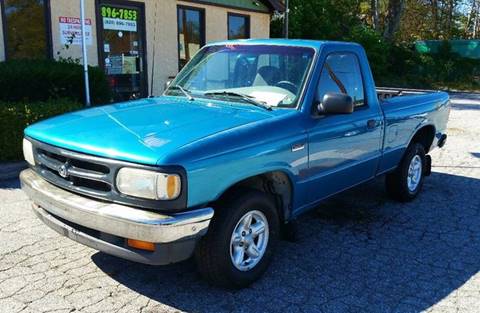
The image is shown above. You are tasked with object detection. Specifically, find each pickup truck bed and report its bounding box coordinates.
[376,88,450,175]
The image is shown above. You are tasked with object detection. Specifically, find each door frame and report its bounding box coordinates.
[95,0,148,98]
[299,46,384,213]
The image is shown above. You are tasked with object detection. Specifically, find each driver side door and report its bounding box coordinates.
[306,52,383,204]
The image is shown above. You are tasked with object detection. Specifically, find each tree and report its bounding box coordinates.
[371,0,380,29]
[383,0,406,40]
[286,0,362,40]
[272,0,479,41]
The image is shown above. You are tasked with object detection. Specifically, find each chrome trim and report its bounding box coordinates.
[31,205,198,265]
[36,152,108,182]
[20,169,213,243]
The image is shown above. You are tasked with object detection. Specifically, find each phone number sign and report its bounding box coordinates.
[101,6,138,32]
[103,17,137,32]
[101,6,137,20]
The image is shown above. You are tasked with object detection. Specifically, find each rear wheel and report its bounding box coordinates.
[195,189,279,288]
[386,143,426,202]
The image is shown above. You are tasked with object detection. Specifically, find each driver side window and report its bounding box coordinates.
[317,53,365,108]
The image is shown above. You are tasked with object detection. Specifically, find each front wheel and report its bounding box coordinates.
[195,189,280,288]
[386,143,427,202]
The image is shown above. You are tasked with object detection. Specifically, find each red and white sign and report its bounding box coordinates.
[59,16,92,46]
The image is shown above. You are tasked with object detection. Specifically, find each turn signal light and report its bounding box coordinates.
[127,239,155,252]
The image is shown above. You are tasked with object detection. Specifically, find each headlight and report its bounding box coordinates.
[23,138,35,166]
[116,167,181,200]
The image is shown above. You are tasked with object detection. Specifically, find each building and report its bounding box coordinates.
[0,0,283,101]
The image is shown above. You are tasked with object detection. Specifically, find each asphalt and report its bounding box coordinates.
[0,92,479,313]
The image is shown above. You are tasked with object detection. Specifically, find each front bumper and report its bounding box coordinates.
[20,169,214,265]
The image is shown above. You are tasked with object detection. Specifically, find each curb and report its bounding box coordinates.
[0,161,27,181]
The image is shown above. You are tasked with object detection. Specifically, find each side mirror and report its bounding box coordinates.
[316,92,354,115]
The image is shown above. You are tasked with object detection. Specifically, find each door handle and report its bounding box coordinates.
[291,143,305,152]
[367,119,377,129]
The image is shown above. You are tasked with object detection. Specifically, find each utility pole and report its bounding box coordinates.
[284,0,289,38]
[80,0,91,106]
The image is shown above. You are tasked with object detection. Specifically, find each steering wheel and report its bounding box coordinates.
[275,81,298,94]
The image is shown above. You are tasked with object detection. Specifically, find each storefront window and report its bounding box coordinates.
[177,6,205,70]
[1,0,50,59]
[228,13,250,40]
[98,1,147,101]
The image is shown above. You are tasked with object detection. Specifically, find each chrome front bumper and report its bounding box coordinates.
[20,169,214,264]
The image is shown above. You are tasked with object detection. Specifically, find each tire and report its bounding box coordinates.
[385,143,427,202]
[195,189,280,289]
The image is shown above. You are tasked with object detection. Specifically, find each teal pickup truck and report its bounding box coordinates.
[20,39,450,288]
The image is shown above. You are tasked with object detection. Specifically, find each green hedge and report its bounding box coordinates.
[376,42,480,90]
[0,100,83,161]
[0,59,111,104]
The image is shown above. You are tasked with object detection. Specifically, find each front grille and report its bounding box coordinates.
[33,142,118,199]
[29,138,188,211]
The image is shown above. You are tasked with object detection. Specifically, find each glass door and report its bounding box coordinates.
[97,1,147,101]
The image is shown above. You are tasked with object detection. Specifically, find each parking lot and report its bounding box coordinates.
[0,92,479,313]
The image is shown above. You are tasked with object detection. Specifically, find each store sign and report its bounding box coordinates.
[101,6,137,20]
[103,17,137,32]
[59,16,92,45]
[101,6,138,32]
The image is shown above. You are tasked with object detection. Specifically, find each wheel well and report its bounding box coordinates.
[216,171,293,224]
[410,125,435,153]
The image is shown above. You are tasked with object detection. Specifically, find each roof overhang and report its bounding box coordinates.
[179,0,283,14]
[260,0,285,12]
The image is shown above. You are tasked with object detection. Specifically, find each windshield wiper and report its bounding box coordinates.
[204,91,272,111]
[168,85,194,101]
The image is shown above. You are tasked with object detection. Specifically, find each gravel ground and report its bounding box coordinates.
[0,93,479,313]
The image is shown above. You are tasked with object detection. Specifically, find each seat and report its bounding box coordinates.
[253,66,281,86]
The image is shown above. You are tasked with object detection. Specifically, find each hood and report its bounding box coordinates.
[25,96,279,165]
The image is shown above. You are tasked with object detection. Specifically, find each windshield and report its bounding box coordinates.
[165,44,315,108]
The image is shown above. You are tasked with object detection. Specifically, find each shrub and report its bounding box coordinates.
[373,40,480,90]
[376,43,434,89]
[0,99,83,161]
[410,42,480,89]
[0,59,111,104]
